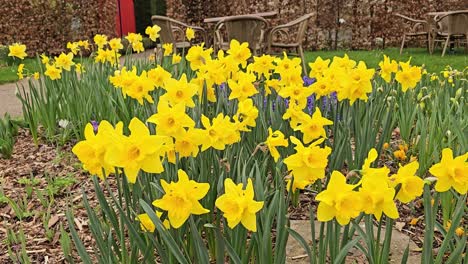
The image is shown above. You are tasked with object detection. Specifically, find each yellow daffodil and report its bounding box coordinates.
[378,55,398,83]
[359,173,399,221]
[147,101,195,137]
[145,25,161,42]
[161,74,198,108]
[72,121,123,179]
[54,52,75,71]
[265,128,288,162]
[294,107,333,144]
[227,72,258,101]
[44,64,62,80]
[78,40,90,50]
[8,43,27,59]
[362,148,390,178]
[234,98,258,131]
[336,61,375,104]
[136,212,170,232]
[330,54,356,71]
[125,33,142,44]
[162,43,173,56]
[125,71,155,104]
[186,44,213,70]
[227,39,251,68]
[429,148,468,194]
[40,54,50,64]
[200,113,240,151]
[105,118,168,183]
[215,178,264,232]
[395,60,422,92]
[274,52,302,80]
[132,41,145,53]
[75,63,84,74]
[147,66,172,87]
[67,42,80,55]
[282,103,309,129]
[308,56,330,78]
[310,76,332,99]
[284,137,331,192]
[152,169,210,228]
[17,64,24,79]
[93,34,108,49]
[389,161,424,203]
[278,84,313,105]
[33,72,40,80]
[172,53,182,64]
[316,171,362,225]
[359,153,398,220]
[109,38,123,51]
[249,54,275,78]
[186,27,195,41]
[173,128,204,158]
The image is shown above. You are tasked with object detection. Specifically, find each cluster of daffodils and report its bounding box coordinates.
[137,170,263,231]
[317,147,468,226]
[316,149,423,225]
[73,118,265,231]
[72,106,248,185]
[308,55,375,104]
[378,55,423,91]
[67,33,467,235]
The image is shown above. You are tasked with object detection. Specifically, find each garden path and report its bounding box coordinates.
[0,50,154,118]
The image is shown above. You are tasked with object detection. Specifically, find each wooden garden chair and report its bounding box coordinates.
[266,13,313,74]
[394,13,429,54]
[151,15,207,51]
[213,15,269,56]
[430,11,468,56]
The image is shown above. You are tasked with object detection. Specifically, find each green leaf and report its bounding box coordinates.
[65,210,93,264]
[140,199,189,264]
[287,227,313,264]
[333,237,360,264]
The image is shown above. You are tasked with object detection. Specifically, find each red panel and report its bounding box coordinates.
[116,0,136,37]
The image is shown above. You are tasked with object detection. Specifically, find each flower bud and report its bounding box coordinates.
[455,88,462,99]
[417,92,423,101]
[450,98,459,107]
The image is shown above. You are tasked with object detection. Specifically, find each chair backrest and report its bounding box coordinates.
[436,11,468,35]
[288,13,313,43]
[215,15,269,49]
[151,15,176,44]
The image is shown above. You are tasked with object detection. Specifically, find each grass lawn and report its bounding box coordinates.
[305,47,467,73]
[0,58,41,85]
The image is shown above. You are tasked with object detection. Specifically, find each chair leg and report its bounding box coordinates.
[298,45,306,76]
[400,35,406,55]
[441,36,450,57]
[465,35,468,53]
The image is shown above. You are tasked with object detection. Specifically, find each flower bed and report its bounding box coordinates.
[4,26,467,263]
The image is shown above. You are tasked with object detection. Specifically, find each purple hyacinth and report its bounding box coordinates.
[307,95,315,114]
[302,76,316,86]
[91,120,99,133]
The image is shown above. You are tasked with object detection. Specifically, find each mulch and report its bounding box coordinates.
[0,129,97,263]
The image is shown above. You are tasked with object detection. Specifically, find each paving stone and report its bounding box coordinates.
[286,220,421,264]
